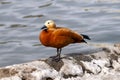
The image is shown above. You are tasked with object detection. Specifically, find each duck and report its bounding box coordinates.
[39,20,90,61]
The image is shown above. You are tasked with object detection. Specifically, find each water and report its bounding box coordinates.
[0,0,120,67]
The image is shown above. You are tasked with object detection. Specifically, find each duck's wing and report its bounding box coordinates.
[52,27,84,43]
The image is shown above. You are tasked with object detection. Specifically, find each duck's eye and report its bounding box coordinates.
[48,22,50,24]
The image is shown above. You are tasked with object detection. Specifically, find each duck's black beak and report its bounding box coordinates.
[41,25,47,30]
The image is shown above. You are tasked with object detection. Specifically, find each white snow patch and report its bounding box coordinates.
[81,60,101,74]
[0,76,21,80]
[31,68,59,80]
[60,59,83,76]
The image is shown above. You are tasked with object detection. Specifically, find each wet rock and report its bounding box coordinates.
[0,43,120,80]
[0,68,18,78]
[45,58,64,71]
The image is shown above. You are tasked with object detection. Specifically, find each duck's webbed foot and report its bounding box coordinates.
[50,54,61,62]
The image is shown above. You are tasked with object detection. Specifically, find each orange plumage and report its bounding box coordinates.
[39,20,90,61]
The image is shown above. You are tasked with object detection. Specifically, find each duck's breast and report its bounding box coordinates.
[39,30,51,46]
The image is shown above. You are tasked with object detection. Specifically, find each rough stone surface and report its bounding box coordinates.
[0,43,120,80]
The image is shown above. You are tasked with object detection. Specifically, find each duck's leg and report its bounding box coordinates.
[56,48,62,59]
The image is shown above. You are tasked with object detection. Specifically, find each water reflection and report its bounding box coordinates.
[23,14,44,18]
[0,1,11,5]
[39,2,52,8]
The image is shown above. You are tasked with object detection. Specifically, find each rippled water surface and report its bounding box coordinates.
[0,0,120,67]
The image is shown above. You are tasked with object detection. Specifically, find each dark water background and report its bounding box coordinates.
[0,0,120,67]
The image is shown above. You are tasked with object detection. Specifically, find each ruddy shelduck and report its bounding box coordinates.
[39,20,90,61]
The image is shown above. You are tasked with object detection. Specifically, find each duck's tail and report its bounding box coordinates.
[80,34,91,43]
[81,34,91,40]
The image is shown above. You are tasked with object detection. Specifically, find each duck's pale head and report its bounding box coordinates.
[41,20,56,30]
